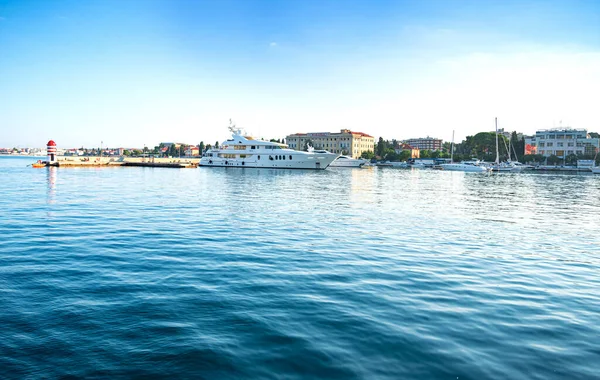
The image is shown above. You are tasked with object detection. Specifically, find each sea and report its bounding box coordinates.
[0,156,599,379]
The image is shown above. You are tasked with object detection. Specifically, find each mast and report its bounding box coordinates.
[495,118,500,165]
[450,130,454,163]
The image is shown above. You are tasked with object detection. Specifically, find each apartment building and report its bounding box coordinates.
[403,137,443,151]
[526,128,599,158]
[286,129,375,158]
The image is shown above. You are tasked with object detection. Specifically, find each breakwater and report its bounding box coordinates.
[46,156,199,168]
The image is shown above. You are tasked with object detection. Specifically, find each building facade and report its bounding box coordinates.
[403,137,443,151]
[395,143,420,158]
[527,128,599,158]
[285,129,375,158]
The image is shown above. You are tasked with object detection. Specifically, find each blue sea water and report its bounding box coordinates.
[0,156,599,379]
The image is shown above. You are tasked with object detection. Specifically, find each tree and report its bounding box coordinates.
[199,141,205,156]
[360,150,375,159]
[398,150,411,161]
[547,154,561,165]
[376,137,387,157]
[215,141,219,148]
[589,132,600,138]
[565,153,578,166]
[420,150,431,158]
[523,154,544,163]
[510,132,524,161]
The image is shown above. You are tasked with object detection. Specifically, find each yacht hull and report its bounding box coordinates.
[200,154,338,170]
[439,164,489,172]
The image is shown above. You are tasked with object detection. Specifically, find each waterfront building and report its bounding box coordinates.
[285,129,374,159]
[531,128,599,158]
[185,146,200,156]
[403,137,443,151]
[394,143,420,158]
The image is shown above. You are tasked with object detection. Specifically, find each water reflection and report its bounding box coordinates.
[47,166,56,204]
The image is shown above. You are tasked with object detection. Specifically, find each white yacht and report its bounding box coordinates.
[330,155,367,168]
[200,123,339,170]
[439,160,490,172]
[440,130,490,172]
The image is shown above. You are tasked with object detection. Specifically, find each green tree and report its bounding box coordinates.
[399,150,411,161]
[199,141,205,155]
[547,154,561,165]
[360,150,375,159]
[565,153,578,166]
[376,137,387,157]
[420,150,431,158]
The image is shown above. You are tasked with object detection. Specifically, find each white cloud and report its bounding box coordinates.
[269,42,277,47]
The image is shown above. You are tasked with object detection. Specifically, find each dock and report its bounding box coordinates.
[44,156,199,168]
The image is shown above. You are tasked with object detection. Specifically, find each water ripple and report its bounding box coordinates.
[0,158,599,379]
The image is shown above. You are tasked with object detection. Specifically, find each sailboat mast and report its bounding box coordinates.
[495,117,500,165]
[451,130,455,163]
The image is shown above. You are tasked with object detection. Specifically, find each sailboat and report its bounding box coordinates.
[591,141,600,174]
[439,130,490,172]
[492,118,523,172]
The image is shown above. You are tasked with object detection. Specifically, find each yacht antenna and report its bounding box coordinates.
[228,119,237,134]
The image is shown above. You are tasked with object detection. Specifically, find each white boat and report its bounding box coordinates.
[200,122,339,170]
[440,160,490,172]
[491,118,523,172]
[439,130,490,172]
[330,155,367,167]
[376,161,408,168]
[591,167,600,174]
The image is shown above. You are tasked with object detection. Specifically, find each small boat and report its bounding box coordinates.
[31,161,46,168]
[439,130,490,172]
[439,160,490,172]
[330,155,367,168]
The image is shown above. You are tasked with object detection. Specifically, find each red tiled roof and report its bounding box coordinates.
[350,132,373,138]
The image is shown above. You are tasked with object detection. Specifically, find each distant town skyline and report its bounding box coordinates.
[1,0,599,147]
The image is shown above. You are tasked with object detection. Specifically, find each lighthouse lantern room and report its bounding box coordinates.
[47,140,57,163]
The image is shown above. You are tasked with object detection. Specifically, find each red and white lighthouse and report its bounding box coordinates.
[47,140,57,163]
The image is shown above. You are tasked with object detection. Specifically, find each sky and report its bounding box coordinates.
[1,0,599,148]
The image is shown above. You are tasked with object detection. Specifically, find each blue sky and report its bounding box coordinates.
[1,0,599,148]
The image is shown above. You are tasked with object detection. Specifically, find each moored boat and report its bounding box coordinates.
[330,155,367,167]
[200,122,339,170]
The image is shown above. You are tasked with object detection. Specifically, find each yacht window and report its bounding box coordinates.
[283,155,285,160]
[289,155,292,160]
[258,155,260,160]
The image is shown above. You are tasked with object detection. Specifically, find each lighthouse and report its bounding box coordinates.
[47,140,57,163]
